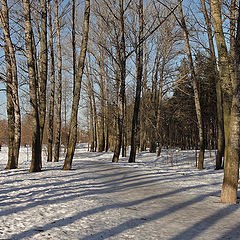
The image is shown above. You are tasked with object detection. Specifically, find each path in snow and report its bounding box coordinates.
[0,146,239,239]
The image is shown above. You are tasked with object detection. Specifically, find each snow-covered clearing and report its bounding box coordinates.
[0,145,239,240]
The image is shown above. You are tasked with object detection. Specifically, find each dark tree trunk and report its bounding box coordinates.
[47,0,55,162]
[129,0,143,163]
[54,0,62,162]
[22,0,41,172]
[38,0,48,153]
[112,0,126,163]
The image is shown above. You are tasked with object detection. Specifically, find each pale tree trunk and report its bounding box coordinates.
[129,0,143,163]
[0,0,21,168]
[156,59,164,157]
[22,0,41,172]
[112,0,126,163]
[200,0,225,169]
[179,0,205,169]
[122,99,127,157]
[220,0,240,204]
[47,0,55,162]
[211,0,233,166]
[98,50,105,152]
[229,0,237,87]
[149,49,160,153]
[105,66,110,152]
[62,0,90,170]
[54,0,62,162]
[85,58,95,151]
[93,86,98,152]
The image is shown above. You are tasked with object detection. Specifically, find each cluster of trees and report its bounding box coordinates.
[0,0,239,204]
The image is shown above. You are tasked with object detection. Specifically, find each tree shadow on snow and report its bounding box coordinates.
[7,181,225,239]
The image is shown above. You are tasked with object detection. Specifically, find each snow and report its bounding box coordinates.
[0,145,239,240]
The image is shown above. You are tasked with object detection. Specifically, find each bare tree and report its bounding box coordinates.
[54,0,62,162]
[211,0,239,204]
[112,0,127,163]
[200,0,224,170]
[62,0,90,170]
[22,0,48,172]
[0,0,21,169]
[22,0,41,172]
[178,0,205,169]
[47,0,56,162]
[129,0,143,163]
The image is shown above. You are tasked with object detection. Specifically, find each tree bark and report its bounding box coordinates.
[211,0,233,167]
[62,0,90,170]
[47,0,55,162]
[85,58,95,151]
[5,51,16,169]
[38,0,48,162]
[200,0,225,169]
[54,0,62,162]
[179,0,205,169]
[98,49,105,152]
[220,0,240,204]
[0,0,21,168]
[129,0,143,163]
[22,0,41,172]
[112,0,126,163]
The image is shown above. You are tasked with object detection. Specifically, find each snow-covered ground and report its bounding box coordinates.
[0,145,239,240]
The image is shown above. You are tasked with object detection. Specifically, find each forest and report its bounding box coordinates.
[0,0,239,206]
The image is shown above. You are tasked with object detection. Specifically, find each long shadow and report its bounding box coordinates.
[9,189,221,240]
[80,191,229,240]
[0,160,222,211]
[0,168,220,212]
[217,222,240,240]
[170,204,240,240]
[0,150,227,239]
[0,167,135,197]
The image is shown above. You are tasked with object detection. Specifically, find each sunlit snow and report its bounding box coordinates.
[0,144,239,239]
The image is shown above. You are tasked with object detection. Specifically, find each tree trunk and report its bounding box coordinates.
[38,0,48,150]
[22,0,41,172]
[112,0,126,163]
[0,0,21,169]
[86,58,95,152]
[98,50,105,152]
[54,0,62,162]
[129,0,143,163]
[211,0,233,169]
[200,0,225,169]
[47,0,55,162]
[62,0,90,170]
[220,0,240,204]
[5,53,16,169]
[179,1,205,169]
